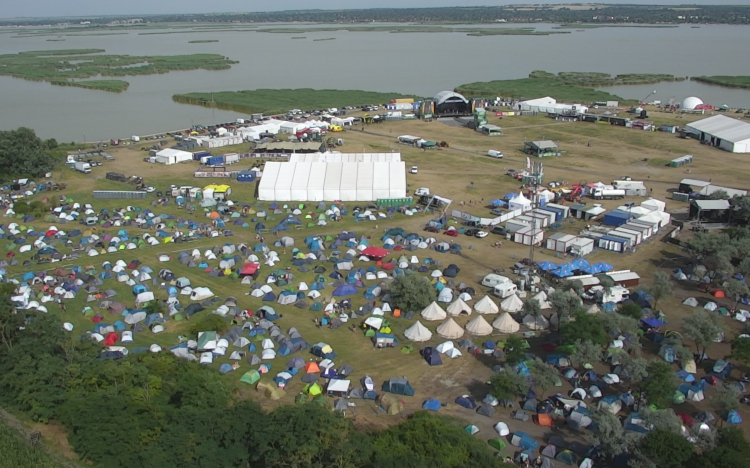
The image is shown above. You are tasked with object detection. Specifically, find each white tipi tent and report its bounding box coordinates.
[446,298,472,316]
[465,315,493,336]
[421,301,447,321]
[500,294,524,313]
[492,313,520,333]
[404,320,433,342]
[474,296,499,315]
[531,291,552,309]
[436,317,464,339]
[523,314,550,330]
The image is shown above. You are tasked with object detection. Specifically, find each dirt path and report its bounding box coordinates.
[0,408,81,468]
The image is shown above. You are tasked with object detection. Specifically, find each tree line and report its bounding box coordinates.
[0,290,510,468]
[4,6,750,26]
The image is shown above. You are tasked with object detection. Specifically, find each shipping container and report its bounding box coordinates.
[206,156,224,166]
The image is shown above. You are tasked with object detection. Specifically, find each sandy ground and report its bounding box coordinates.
[15,109,750,457]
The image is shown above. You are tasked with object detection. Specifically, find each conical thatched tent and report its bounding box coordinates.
[436,317,464,339]
[465,315,493,336]
[404,320,433,342]
[474,296,499,315]
[492,312,520,333]
[446,298,472,316]
[421,301,447,321]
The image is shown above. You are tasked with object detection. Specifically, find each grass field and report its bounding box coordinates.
[50,79,130,93]
[0,49,237,91]
[694,75,750,89]
[9,109,750,451]
[173,89,422,115]
[456,71,682,102]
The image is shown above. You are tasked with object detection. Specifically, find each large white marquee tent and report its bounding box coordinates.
[258,161,407,202]
[289,153,402,163]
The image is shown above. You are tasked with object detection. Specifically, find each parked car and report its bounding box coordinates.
[465,228,479,236]
[444,230,459,237]
[410,166,418,174]
[491,226,507,236]
[424,226,440,233]
[475,231,489,238]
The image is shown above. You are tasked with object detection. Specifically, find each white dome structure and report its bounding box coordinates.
[681,96,703,110]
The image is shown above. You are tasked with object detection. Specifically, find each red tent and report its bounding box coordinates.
[362,247,388,259]
[104,332,118,346]
[381,262,395,270]
[240,263,260,277]
[45,229,58,237]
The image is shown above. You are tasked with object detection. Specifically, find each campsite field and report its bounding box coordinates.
[8,110,750,455]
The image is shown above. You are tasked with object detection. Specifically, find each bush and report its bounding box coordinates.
[189,314,230,336]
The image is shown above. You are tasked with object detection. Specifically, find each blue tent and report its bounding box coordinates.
[423,398,442,411]
[258,306,279,321]
[423,347,442,366]
[594,262,614,272]
[333,284,358,297]
[536,261,557,271]
[248,343,257,352]
[677,370,696,382]
[511,431,539,450]
[537,401,554,414]
[262,292,277,302]
[551,263,574,277]
[642,317,665,328]
[455,395,477,409]
[728,410,743,424]
[219,363,234,374]
[571,258,590,270]
[490,199,506,207]
[483,340,496,349]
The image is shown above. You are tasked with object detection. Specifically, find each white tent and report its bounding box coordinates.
[500,294,524,313]
[437,288,453,303]
[446,298,472,316]
[531,291,552,309]
[682,297,699,307]
[421,301,447,321]
[445,348,462,358]
[509,192,532,212]
[404,320,433,342]
[436,317,464,339]
[436,341,455,353]
[190,287,214,301]
[522,314,550,330]
[465,315,493,336]
[474,296,499,315]
[492,313,520,333]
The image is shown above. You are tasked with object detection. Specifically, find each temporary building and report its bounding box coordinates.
[514,226,544,245]
[155,148,193,165]
[465,315,493,336]
[546,233,576,253]
[421,301,447,321]
[492,313,520,333]
[509,192,532,212]
[436,317,464,339]
[685,114,750,153]
[446,297,472,316]
[501,294,524,313]
[404,320,433,342]
[474,296,499,315]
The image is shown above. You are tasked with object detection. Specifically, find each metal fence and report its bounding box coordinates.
[92,190,147,199]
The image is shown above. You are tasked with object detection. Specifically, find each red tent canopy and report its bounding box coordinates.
[240,262,260,277]
[45,229,58,237]
[362,247,388,259]
[104,332,118,346]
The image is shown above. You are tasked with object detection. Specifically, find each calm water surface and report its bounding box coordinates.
[0,23,748,141]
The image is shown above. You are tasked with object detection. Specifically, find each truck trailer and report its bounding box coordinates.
[591,188,625,200]
[74,161,92,174]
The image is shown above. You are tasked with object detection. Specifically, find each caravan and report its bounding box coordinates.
[493,282,518,298]
[482,274,510,288]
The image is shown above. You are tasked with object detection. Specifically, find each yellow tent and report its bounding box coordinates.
[303,383,323,396]
[379,394,403,415]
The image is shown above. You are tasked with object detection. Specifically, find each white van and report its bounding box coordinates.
[481,273,510,288]
[493,282,518,298]
[487,150,504,159]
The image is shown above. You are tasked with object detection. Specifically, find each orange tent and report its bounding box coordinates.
[304,362,320,373]
[711,289,725,298]
[534,414,553,427]
[209,212,220,219]
[393,309,401,318]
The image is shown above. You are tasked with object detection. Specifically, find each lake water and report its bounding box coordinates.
[0,23,748,141]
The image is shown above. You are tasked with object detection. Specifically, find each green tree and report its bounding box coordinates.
[730,335,750,366]
[388,272,436,313]
[689,427,750,468]
[596,275,616,295]
[503,334,526,366]
[739,257,750,278]
[144,299,165,315]
[0,128,56,180]
[371,411,507,468]
[489,366,530,401]
[588,407,639,458]
[528,357,560,397]
[682,310,725,361]
[648,272,673,308]
[600,312,640,337]
[561,312,609,346]
[560,279,585,296]
[571,339,602,369]
[548,290,581,328]
[641,361,678,408]
[639,429,695,468]
[0,294,25,350]
[620,355,649,383]
[724,279,749,310]
[618,302,643,320]
[707,190,730,200]
[710,384,741,420]
[188,313,230,336]
[639,406,683,432]
[522,297,541,318]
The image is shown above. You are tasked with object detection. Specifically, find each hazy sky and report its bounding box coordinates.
[1,0,745,20]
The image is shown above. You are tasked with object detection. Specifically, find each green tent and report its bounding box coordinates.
[464,425,479,435]
[365,329,376,337]
[488,438,506,451]
[197,331,217,350]
[172,313,184,321]
[310,302,323,312]
[401,345,414,354]
[556,450,578,466]
[303,383,323,396]
[672,390,686,404]
[312,395,328,406]
[240,370,260,385]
